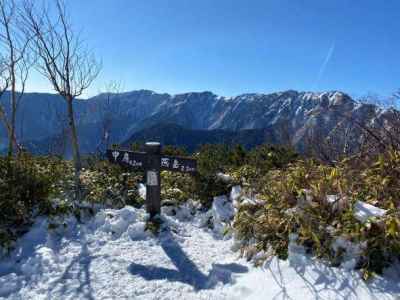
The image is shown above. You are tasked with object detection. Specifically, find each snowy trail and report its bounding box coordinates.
[0,205,399,300]
[0,207,247,300]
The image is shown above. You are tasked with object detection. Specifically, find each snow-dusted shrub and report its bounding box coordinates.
[161,144,297,208]
[191,145,234,207]
[80,159,143,208]
[53,157,145,208]
[0,155,146,251]
[161,145,189,156]
[248,144,298,173]
[192,174,232,208]
[352,150,400,209]
[0,154,69,249]
[161,171,193,204]
[233,190,297,261]
[232,153,400,280]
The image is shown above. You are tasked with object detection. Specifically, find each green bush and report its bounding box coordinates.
[229,144,247,167]
[80,159,144,208]
[161,171,193,204]
[248,144,298,172]
[0,154,146,250]
[233,151,400,279]
[196,144,231,176]
[0,154,63,249]
[162,145,188,157]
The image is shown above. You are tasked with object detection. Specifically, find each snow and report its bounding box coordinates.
[138,183,146,199]
[230,185,242,210]
[226,232,400,299]
[0,274,20,296]
[0,199,399,299]
[0,205,244,299]
[353,200,387,223]
[211,195,235,236]
[230,185,241,202]
[296,189,313,208]
[226,256,400,300]
[331,237,364,271]
[216,172,233,183]
[326,194,339,205]
[212,196,234,223]
[97,207,138,239]
[326,195,348,212]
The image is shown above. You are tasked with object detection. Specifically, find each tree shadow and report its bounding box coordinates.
[47,230,100,300]
[264,256,400,300]
[128,230,248,290]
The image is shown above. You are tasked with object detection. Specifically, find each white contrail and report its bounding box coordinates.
[313,42,335,91]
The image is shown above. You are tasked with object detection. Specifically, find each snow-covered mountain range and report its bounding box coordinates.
[1,89,393,154]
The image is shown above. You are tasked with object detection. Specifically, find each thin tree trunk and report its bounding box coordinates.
[0,105,19,153]
[7,52,16,158]
[8,90,17,157]
[66,96,82,200]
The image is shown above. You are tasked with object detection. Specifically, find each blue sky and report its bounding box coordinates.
[29,0,400,99]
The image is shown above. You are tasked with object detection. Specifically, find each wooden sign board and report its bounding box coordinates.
[107,150,146,168]
[106,150,197,174]
[160,155,197,174]
[106,143,197,218]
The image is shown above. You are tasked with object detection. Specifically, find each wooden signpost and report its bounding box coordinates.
[106,142,197,218]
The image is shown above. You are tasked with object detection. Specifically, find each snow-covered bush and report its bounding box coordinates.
[192,145,235,207]
[0,154,70,250]
[0,155,144,252]
[159,144,297,208]
[232,152,400,279]
[161,171,193,204]
[79,159,143,208]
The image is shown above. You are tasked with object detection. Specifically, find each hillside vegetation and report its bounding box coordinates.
[1,143,399,280]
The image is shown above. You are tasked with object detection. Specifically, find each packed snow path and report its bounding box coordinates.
[0,205,399,299]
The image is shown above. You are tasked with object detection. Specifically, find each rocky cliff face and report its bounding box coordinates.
[115,90,383,153]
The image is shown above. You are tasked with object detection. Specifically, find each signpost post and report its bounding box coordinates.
[144,142,161,218]
[106,142,197,218]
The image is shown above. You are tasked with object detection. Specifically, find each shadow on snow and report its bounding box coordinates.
[263,256,400,300]
[128,230,248,290]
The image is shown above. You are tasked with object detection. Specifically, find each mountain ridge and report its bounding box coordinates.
[0,89,391,155]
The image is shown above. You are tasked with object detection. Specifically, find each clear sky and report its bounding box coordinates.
[28,0,400,99]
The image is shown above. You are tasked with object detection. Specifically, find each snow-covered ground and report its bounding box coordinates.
[0,203,399,300]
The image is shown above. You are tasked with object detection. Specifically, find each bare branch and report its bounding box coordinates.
[21,0,101,199]
[0,0,32,157]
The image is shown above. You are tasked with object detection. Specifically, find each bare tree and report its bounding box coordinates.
[0,0,31,157]
[92,80,123,155]
[43,98,68,157]
[0,57,12,142]
[22,0,101,198]
[304,125,337,165]
[320,93,400,160]
[348,93,400,155]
